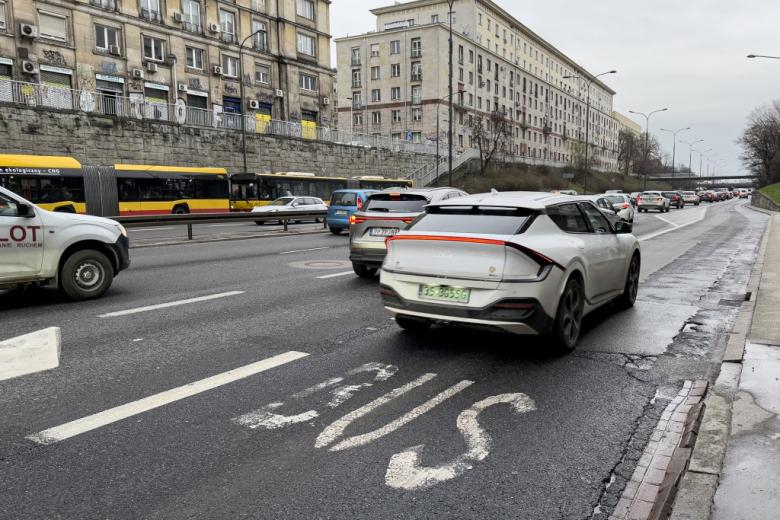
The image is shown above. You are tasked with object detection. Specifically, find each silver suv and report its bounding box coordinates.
[348,187,467,277]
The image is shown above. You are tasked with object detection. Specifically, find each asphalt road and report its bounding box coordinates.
[0,199,766,519]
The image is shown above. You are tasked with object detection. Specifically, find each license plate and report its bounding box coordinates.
[418,285,471,304]
[369,227,399,237]
[336,210,347,216]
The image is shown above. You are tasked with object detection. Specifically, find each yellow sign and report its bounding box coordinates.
[255,113,271,134]
[301,120,317,140]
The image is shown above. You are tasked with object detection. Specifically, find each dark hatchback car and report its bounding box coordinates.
[661,191,684,209]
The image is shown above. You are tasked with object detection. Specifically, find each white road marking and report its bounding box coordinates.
[0,328,61,382]
[316,271,354,280]
[385,393,537,490]
[329,380,474,452]
[315,373,437,449]
[129,227,176,232]
[27,351,308,445]
[654,215,678,227]
[98,291,245,318]
[638,207,708,242]
[280,247,330,255]
[206,223,247,228]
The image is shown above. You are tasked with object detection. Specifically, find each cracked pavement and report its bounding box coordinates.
[0,200,768,519]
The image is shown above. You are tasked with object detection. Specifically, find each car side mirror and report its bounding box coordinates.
[17,203,34,218]
[614,221,632,234]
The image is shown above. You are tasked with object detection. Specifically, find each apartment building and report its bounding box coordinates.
[335,0,621,170]
[0,0,334,125]
[613,111,642,138]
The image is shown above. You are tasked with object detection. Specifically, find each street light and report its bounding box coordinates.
[681,139,704,179]
[239,28,269,176]
[747,54,780,60]
[447,0,455,187]
[345,96,354,134]
[628,107,668,189]
[659,127,690,179]
[562,70,617,194]
[436,91,463,183]
[699,148,712,176]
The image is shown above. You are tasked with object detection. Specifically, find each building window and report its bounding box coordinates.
[411,86,422,105]
[372,111,381,125]
[431,14,439,23]
[371,66,380,80]
[371,89,381,102]
[143,36,165,61]
[0,1,6,31]
[350,47,361,66]
[253,20,268,51]
[392,110,401,123]
[186,46,204,69]
[39,11,68,42]
[458,45,464,64]
[255,63,270,84]
[351,69,361,88]
[296,0,315,20]
[251,0,266,11]
[90,0,117,10]
[351,92,361,109]
[411,62,422,82]
[353,112,363,126]
[412,132,421,143]
[95,24,119,52]
[412,108,422,123]
[390,40,400,54]
[182,0,201,33]
[297,32,316,56]
[370,43,380,57]
[410,38,421,58]
[391,63,400,78]
[222,55,239,77]
[219,10,236,43]
[391,87,400,101]
[140,0,162,22]
[299,73,318,91]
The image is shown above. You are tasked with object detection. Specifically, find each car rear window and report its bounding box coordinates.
[365,193,428,213]
[331,192,357,207]
[411,206,535,235]
[606,195,625,204]
[662,192,677,197]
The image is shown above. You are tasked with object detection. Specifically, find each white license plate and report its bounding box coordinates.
[336,210,347,216]
[369,228,399,237]
[418,285,471,304]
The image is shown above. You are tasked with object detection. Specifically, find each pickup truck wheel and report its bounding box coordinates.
[60,250,114,301]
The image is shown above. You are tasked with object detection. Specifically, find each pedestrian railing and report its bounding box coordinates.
[0,78,439,156]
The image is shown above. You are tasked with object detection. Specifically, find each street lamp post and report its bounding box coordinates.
[447,0,455,187]
[660,127,690,179]
[436,91,462,183]
[239,29,267,176]
[629,108,669,189]
[699,148,712,176]
[747,54,780,60]
[346,96,355,135]
[563,70,616,194]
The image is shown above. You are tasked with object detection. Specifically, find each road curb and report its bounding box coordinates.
[0,327,61,382]
[610,381,708,520]
[130,229,330,249]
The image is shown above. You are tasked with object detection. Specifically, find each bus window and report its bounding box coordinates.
[163,178,194,200]
[118,179,137,201]
[194,179,229,199]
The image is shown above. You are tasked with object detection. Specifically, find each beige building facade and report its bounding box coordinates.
[335,0,622,170]
[0,0,335,125]
[613,111,642,138]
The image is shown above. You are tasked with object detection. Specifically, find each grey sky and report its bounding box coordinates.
[330,0,780,176]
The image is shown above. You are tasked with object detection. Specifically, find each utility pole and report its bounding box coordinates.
[660,127,690,180]
[629,108,668,190]
[239,29,266,176]
[447,0,455,187]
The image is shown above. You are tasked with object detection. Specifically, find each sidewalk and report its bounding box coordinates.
[670,210,780,520]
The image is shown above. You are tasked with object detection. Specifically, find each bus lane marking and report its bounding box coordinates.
[27,351,308,445]
[385,393,537,490]
[98,291,245,318]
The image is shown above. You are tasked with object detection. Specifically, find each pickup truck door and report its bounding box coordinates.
[0,191,45,281]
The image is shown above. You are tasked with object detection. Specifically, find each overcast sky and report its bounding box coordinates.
[330,0,780,175]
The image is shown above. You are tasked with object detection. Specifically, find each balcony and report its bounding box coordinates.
[140,8,163,24]
[253,38,268,52]
[351,81,361,88]
[182,21,202,34]
[221,32,236,44]
[410,48,422,58]
[410,73,422,82]
[412,96,422,105]
[90,0,116,10]
[351,58,361,66]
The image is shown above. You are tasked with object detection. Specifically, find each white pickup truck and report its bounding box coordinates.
[0,186,130,300]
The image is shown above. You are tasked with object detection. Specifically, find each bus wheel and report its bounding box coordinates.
[172,205,189,215]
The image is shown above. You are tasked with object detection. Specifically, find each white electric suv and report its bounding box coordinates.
[379,192,641,354]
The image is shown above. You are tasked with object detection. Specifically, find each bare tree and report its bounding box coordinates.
[739,101,780,185]
[467,111,513,175]
[617,130,638,175]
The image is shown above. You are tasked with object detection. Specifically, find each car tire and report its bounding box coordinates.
[353,263,377,278]
[60,249,114,301]
[255,221,265,226]
[550,276,584,355]
[616,254,641,310]
[329,227,342,235]
[315,218,322,223]
[395,315,432,333]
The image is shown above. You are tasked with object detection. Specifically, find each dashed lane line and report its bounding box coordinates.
[98,291,245,318]
[280,247,330,255]
[638,207,708,242]
[316,271,355,280]
[26,351,309,445]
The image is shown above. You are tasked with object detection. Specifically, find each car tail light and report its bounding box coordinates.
[622,203,629,209]
[350,214,366,225]
[357,197,364,210]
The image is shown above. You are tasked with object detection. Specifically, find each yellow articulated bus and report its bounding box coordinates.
[114,164,229,215]
[229,172,413,211]
[0,154,87,213]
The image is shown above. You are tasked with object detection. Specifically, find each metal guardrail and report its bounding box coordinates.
[113,210,328,240]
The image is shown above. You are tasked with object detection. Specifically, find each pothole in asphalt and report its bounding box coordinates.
[289,260,352,270]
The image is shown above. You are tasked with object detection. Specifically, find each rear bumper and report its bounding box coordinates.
[349,240,387,267]
[327,213,351,228]
[638,203,665,210]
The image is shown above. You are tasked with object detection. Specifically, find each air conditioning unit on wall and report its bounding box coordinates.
[212,65,223,76]
[21,60,38,75]
[275,89,284,98]
[19,23,38,38]
[321,96,330,105]
[248,99,260,109]
[131,68,144,79]
[177,83,188,93]
[146,62,158,73]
